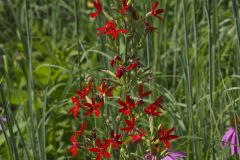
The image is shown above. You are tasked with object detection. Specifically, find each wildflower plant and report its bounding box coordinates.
[67,1,185,159]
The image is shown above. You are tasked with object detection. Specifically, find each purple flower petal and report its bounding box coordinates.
[222,127,235,147]
[161,150,186,160]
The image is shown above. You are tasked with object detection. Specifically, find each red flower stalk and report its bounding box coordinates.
[89,139,111,160]
[118,95,138,116]
[144,22,157,31]
[151,2,164,20]
[154,127,178,148]
[116,65,126,78]
[75,122,87,136]
[121,115,136,133]
[76,80,93,100]
[69,135,78,157]
[90,0,102,18]
[84,98,103,117]
[131,130,146,143]
[121,0,129,14]
[144,96,163,116]
[69,96,81,118]
[96,82,113,97]
[97,21,127,39]
[105,130,123,150]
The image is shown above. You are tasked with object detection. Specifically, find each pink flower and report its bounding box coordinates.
[161,150,186,160]
[222,127,240,155]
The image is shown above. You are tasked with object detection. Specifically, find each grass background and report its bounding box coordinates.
[0,0,240,159]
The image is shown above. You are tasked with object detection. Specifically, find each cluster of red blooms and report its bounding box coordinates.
[90,0,164,40]
[67,1,182,159]
[68,78,177,159]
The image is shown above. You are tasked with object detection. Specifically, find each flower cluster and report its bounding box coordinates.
[67,1,185,159]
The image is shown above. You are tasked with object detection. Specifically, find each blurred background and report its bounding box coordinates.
[0,0,240,159]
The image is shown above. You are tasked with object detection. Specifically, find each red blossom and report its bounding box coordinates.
[121,115,136,133]
[144,22,157,31]
[105,130,123,149]
[116,65,126,78]
[90,0,102,18]
[131,130,146,143]
[144,96,163,116]
[76,80,93,100]
[121,0,129,14]
[97,21,127,39]
[89,139,111,160]
[96,82,113,97]
[154,127,178,148]
[110,55,122,68]
[75,122,87,136]
[69,96,81,118]
[151,2,164,20]
[84,98,103,117]
[69,135,78,157]
[126,61,138,71]
[138,83,152,98]
[118,95,138,116]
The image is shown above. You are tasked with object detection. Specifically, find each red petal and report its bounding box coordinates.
[103,151,112,158]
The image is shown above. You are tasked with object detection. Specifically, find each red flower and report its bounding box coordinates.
[121,115,136,132]
[105,130,123,149]
[131,130,146,142]
[121,0,129,14]
[90,0,102,18]
[118,96,138,116]
[69,96,81,118]
[115,65,126,78]
[89,139,111,160]
[126,61,138,71]
[144,96,163,116]
[76,80,93,100]
[151,2,164,20]
[97,21,127,39]
[154,127,178,148]
[138,83,152,98]
[69,135,78,157]
[75,122,87,136]
[84,98,103,117]
[110,55,122,68]
[96,82,113,97]
[144,22,157,31]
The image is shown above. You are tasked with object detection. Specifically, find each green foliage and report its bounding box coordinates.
[0,0,240,159]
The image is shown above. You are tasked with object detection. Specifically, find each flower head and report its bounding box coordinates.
[153,127,178,148]
[121,115,136,133]
[105,130,123,149]
[69,96,81,118]
[121,0,129,14]
[161,150,186,160]
[97,82,113,97]
[144,22,157,31]
[97,21,127,39]
[90,0,102,18]
[89,139,111,160]
[84,98,104,117]
[222,127,240,155]
[151,2,164,20]
[69,135,78,157]
[118,95,138,116]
